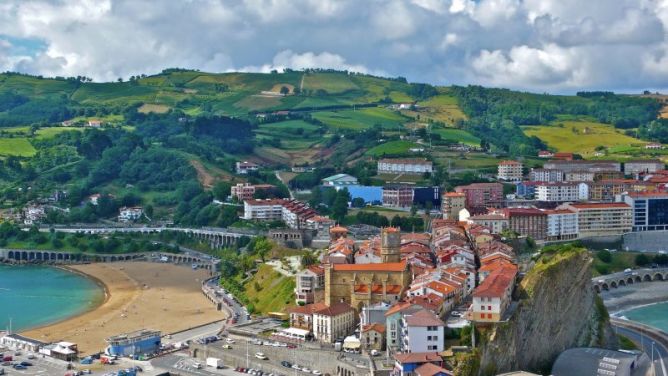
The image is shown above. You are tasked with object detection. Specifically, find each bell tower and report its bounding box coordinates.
[380,227,401,263]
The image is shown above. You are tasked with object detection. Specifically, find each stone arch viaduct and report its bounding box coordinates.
[593,268,668,293]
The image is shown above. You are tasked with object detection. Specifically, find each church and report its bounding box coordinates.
[324,227,412,311]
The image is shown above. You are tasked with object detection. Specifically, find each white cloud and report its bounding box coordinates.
[0,0,666,92]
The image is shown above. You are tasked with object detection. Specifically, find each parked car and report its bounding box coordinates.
[255,352,268,360]
[13,364,27,370]
[20,361,33,366]
[281,361,292,368]
[312,370,321,375]
[222,344,232,349]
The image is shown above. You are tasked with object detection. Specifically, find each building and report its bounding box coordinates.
[118,206,143,222]
[0,334,45,352]
[553,152,574,161]
[624,159,664,176]
[39,341,78,361]
[535,182,588,202]
[504,208,547,240]
[312,302,356,343]
[497,160,523,181]
[393,352,446,376]
[243,199,284,221]
[551,348,645,376]
[454,183,504,210]
[360,302,391,326]
[322,174,359,187]
[295,265,325,304]
[587,179,655,202]
[413,187,441,209]
[23,205,46,225]
[105,329,161,357]
[646,142,663,150]
[347,186,383,205]
[87,119,102,127]
[442,192,466,220]
[325,229,411,310]
[543,160,621,173]
[289,302,327,333]
[619,192,668,232]
[514,181,540,198]
[236,161,259,174]
[378,158,433,175]
[563,171,595,182]
[383,186,414,208]
[467,214,508,234]
[470,264,517,323]
[559,202,632,238]
[529,168,563,182]
[400,310,445,353]
[415,363,453,376]
[385,303,423,352]
[231,183,275,201]
[545,209,578,241]
[361,323,386,351]
[538,150,554,158]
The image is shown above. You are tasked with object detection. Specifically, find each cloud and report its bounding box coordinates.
[0,0,665,92]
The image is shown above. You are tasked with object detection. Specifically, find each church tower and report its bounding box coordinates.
[380,227,401,263]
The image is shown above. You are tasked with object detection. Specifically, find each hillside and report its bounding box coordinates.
[0,69,667,228]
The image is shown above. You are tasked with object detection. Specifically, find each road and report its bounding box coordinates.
[153,353,239,376]
[613,318,668,376]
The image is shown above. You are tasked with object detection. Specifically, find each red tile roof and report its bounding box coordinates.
[473,264,518,298]
[404,310,445,327]
[313,302,354,317]
[289,302,328,315]
[333,261,407,272]
[362,323,386,334]
[499,160,522,165]
[394,352,442,364]
[415,363,453,376]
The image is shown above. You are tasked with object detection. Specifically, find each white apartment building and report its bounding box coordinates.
[559,202,633,238]
[529,168,563,182]
[243,199,284,221]
[377,158,433,175]
[118,206,143,222]
[467,214,509,234]
[545,209,578,241]
[624,159,664,176]
[497,160,523,181]
[294,266,325,305]
[536,182,588,202]
[400,310,445,353]
[564,171,595,182]
[312,302,356,343]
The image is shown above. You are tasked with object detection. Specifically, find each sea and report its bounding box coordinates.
[620,301,668,333]
[0,264,104,332]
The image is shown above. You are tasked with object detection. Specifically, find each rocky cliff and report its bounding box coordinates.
[475,247,617,375]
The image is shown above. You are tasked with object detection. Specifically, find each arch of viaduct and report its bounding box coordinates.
[44,226,256,249]
[593,268,668,293]
[0,249,216,270]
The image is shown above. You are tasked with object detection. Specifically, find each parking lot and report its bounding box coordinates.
[0,348,152,376]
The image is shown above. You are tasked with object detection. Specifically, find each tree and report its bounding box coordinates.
[280,86,290,95]
[331,189,350,222]
[213,181,232,201]
[301,252,317,267]
[597,250,612,263]
[253,237,273,262]
[635,254,651,266]
[351,197,365,208]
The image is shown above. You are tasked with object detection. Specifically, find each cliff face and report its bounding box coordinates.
[476,248,617,375]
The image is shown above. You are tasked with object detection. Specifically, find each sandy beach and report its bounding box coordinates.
[21,262,227,354]
[601,281,668,314]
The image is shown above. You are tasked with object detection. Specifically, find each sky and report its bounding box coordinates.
[1,0,668,93]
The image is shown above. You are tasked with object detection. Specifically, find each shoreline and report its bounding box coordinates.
[15,265,113,335]
[601,281,668,330]
[19,261,226,354]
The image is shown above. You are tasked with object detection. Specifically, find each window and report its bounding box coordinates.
[488,306,492,311]
[427,345,438,350]
[480,306,485,311]
[487,313,492,319]
[427,326,438,331]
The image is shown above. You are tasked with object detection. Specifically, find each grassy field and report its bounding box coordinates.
[432,126,480,146]
[401,92,467,125]
[0,138,36,157]
[312,107,407,130]
[138,103,171,114]
[523,120,647,157]
[244,264,295,314]
[257,119,321,132]
[365,140,422,156]
[302,73,359,94]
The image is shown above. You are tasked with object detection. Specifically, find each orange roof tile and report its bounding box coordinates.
[362,323,386,334]
[473,264,518,298]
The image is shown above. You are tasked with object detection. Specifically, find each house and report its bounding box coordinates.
[415,363,453,376]
[118,206,143,222]
[385,302,423,352]
[400,310,445,353]
[312,302,356,343]
[442,192,466,220]
[236,161,260,174]
[646,142,663,150]
[87,119,102,127]
[355,237,382,264]
[322,174,359,187]
[377,158,433,175]
[393,352,445,376]
[88,193,102,206]
[537,150,554,158]
[231,183,276,201]
[288,302,327,333]
[23,205,46,225]
[469,263,517,323]
[361,323,386,351]
[467,214,508,234]
[497,160,523,181]
[295,265,325,304]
